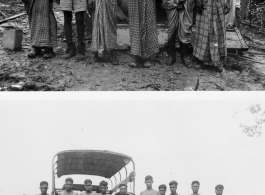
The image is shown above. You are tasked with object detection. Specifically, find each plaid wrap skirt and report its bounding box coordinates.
[128,0,159,59]
[28,0,57,47]
[193,0,227,63]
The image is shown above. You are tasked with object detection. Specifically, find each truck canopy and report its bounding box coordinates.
[53,150,133,179]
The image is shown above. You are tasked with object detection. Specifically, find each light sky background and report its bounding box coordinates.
[0,94,265,195]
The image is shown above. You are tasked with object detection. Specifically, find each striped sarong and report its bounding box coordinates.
[167,0,195,45]
[193,0,227,63]
[128,0,159,59]
[28,0,57,47]
[91,0,117,52]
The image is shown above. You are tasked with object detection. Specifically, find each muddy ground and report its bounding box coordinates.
[1,0,265,91]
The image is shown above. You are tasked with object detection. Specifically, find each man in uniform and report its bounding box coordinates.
[158,184,167,195]
[191,181,200,195]
[89,0,120,65]
[56,0,87,60]
[164,0,195,68]
[59,178,78,195]
[128,0,159,68]
[215,185,224,195]
[80,179,95,195]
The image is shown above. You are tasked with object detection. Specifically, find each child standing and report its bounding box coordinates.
[22,0,57,58]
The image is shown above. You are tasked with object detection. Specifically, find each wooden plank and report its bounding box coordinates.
[226,27,248,51]
[234,27,249,50]
[0,13,26,24]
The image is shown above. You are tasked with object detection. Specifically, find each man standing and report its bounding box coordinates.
[56,0,87,60]
[39,181,49,195]
[193,0,231,72]
[191,181,200,195]
[158,184,167,195]
[22,0,57,58]
[99,181,109,195]
[168,180,178,195]
[60,178,78,195]
[128,0,159,68]
[90,0,119,65]
[80,179,95,195]
[115,184,128,195]
[215,185,224,195]
[140,176,160,195]
[164,0,195,68]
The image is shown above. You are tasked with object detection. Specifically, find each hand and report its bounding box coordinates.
[223,1,231,15]
[176,2,184,10]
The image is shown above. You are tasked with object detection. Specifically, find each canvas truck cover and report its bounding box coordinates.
[53,150,133,179]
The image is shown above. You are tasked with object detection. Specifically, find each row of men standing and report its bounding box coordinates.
[37,176,225,195]
[23,0,235,72]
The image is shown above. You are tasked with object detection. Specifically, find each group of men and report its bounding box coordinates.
[22,0,241,72]
[38,175,224,195]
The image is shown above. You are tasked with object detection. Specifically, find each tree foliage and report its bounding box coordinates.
[240,104,265,137]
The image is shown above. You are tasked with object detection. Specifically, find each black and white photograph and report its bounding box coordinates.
[0,0,265,91]
[1,1,265,195]
[0,95,265,195]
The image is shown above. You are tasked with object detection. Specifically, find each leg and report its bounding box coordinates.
[28,46,41,58]
[93,52,100,62]
[75,11,85,47]
[165,31,177,66]
[64,11,73,44]
[165,7,177,66]
[128,55,143,68]
[43,47,55,59]
[62,11,76,59]
[109,50,119,65]
[180,42,193,68]
[75,11,86,60]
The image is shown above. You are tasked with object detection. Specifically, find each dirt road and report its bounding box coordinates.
[0,0,265,91]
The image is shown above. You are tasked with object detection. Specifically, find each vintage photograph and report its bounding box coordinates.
[0,0,265,91]
[0,96,265,195]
